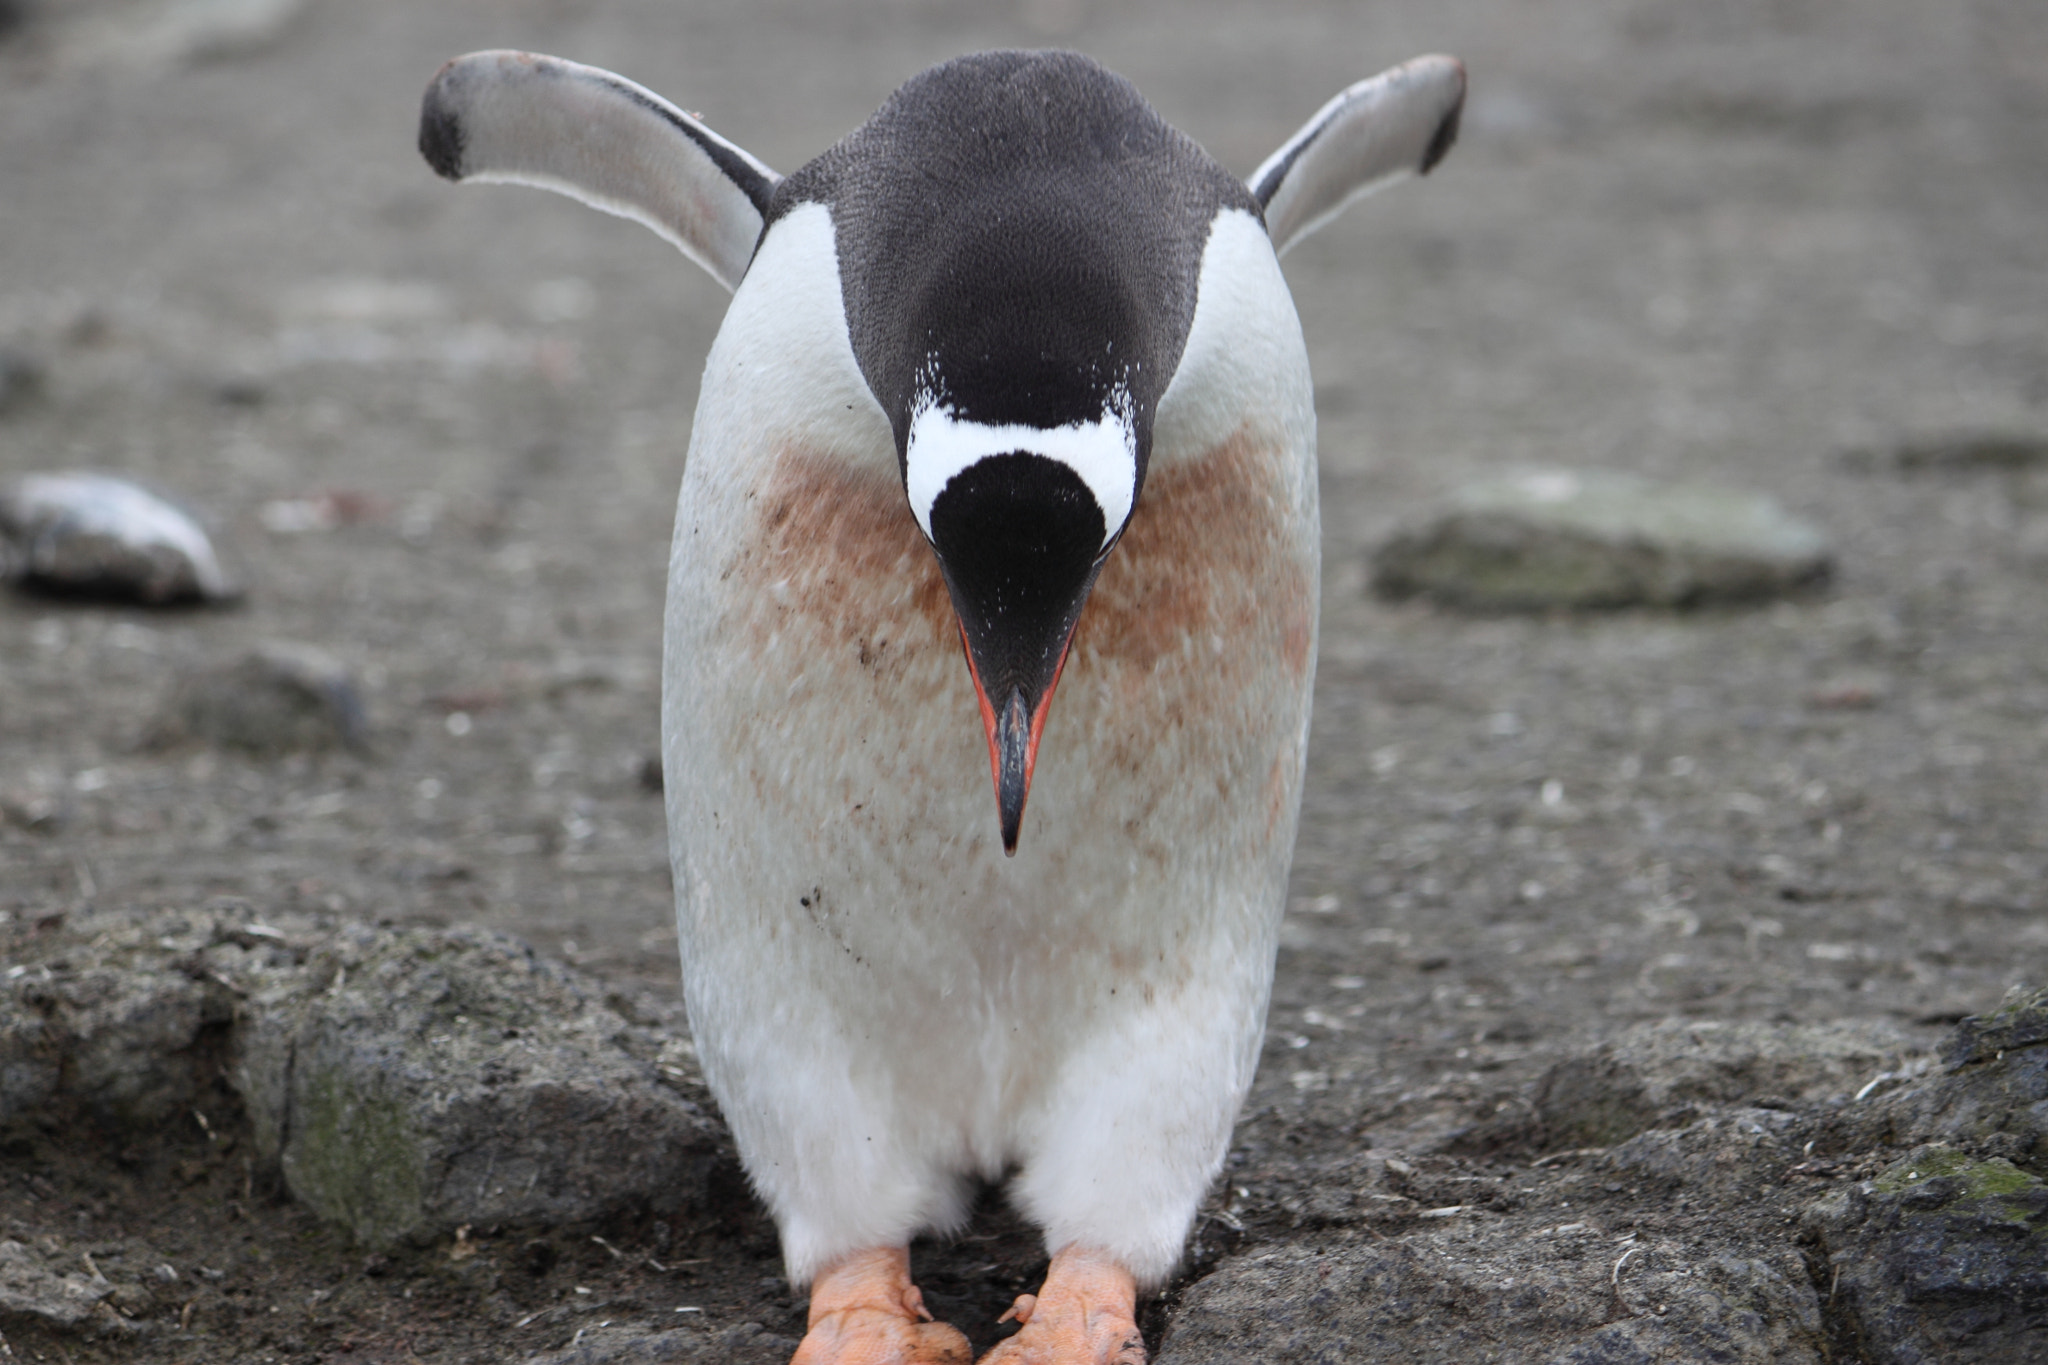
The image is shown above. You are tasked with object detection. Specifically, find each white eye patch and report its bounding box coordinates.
[904,402,1137,551]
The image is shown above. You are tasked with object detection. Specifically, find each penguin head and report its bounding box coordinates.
[779,51,1227,853]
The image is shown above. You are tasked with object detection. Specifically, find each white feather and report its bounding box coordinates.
[904,401,1137,548]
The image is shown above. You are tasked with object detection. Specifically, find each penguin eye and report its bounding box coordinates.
[903,403,1136,551]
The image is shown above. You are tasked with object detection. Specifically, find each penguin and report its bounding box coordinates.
[419,48,1463,1365]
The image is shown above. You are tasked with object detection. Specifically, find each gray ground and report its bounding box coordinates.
[2,0,2046,1361]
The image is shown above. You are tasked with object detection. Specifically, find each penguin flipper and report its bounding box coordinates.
[1248,54,1466,256]
[419,50,779,291]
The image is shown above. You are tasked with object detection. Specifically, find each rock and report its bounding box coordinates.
[1600,1107,1807,1208]
[1156,1237,1822,1364]
[1802,1146,2048,1365]
[523,1322,800,1364]
[1835,985,2048,1172]
[0,349,44,415]
[1528,1018,1915,1150]
[39,0,309,69]
[0,1240,120,1334]
[1943,984,2048,1069]
[231,924,727,1250]
[1862,432,2048,473]
[0,935,240,1133]
[0,471,241,604]
[152,642,368,754]
[1371,470,1831,611]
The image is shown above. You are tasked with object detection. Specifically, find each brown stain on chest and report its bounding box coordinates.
[1078,425,1313,684]
[733,425,1313,710]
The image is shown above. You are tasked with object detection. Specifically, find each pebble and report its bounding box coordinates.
[0,349,44,416]
[1371,469,1831,611]
[152,642,367,754]
[0,1241,117,1333]
[0,471,241,605]
[1847,430,2048,473]
[39,0,310,69]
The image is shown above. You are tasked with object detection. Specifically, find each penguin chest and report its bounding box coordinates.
[666,417,1314,930]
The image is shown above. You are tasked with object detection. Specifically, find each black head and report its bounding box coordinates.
[771,51,1257,850]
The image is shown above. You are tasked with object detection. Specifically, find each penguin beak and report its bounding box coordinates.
[915,446,1119,856]
[956,621,1079,856]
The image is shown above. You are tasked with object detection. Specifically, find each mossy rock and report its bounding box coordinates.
[1372,469,1831,612]
[1804,1145,2048,1363]
[233,925,728,1249]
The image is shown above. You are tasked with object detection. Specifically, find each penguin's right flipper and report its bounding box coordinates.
[419,51,779,291]
[1249,54,1466,256]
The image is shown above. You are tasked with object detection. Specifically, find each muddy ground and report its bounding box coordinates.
[2,0,2046,1361]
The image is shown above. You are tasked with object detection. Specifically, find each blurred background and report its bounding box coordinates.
[2,0,2046,1058]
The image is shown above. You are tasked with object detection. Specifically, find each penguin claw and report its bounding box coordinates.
[974,1249,1145,1365]
[792,1248,971,1365]
[790,1309,971,1365]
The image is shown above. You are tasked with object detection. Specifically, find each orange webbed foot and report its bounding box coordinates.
[790,1247,972,1365]
[976,1247,1145,1365]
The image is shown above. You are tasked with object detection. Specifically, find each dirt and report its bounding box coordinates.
[2,0,2046,1360]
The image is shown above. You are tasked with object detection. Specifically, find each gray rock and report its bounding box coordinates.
[0,937,239,1133]
[1600,1106,1807,1208]
[231,924,726,1250]
[1869,432,2048,473]
[1371,469,1831,611]
[1836,985,2048,1173]
[0,349,43,415]
[0,1004,58,1128]
[152,642,368,753]
[38,0,308,69]
[0,471,241,604]
[1802,1146,2048,1365]
[0,1239,120,1334]
[1156,1237,1822,1364]
[1529,1018,1914,1150]
[1944,984,2048,1069]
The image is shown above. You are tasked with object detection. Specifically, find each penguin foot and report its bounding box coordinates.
[976,1247,1145,1365]
[792,1246,971,1365]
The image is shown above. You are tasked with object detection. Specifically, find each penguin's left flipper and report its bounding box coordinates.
[418,50,779,291]
[1250,53,1466,255]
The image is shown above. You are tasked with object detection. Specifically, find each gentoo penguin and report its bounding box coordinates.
[419,48,1463,1364]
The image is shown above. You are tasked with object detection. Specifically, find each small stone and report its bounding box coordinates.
[1371,469,1831,611]
[1881,431,2048,473]
[0,349,44,416]
[0,471,241,604]
[104,1280,157,1317]
[0,1239,115,1332]
[43,0,310,70]
[153,643,368,754]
